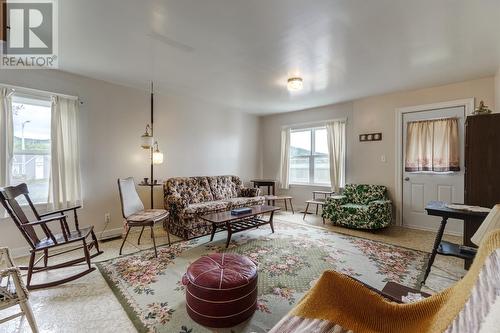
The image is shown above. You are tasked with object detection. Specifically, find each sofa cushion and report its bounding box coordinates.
[165,177,214,204]
[341,203,369,212]
[207,176,241,200]
[223,196,266,208]
[181,200,230,219]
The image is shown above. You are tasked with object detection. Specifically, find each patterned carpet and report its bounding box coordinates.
[97,220,429,333]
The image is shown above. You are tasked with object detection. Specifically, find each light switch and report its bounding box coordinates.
[380,155,387,163]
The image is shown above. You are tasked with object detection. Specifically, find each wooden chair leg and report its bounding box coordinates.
[90,230,102,254]
[165,220,171,246]
[119,226,131,255]
[137,226,145,245]
[150,226,158,258]
[303,203,310,220]
[43,249,48,267]
[27,252,35,288]
[19,299,38,333]
[289,199,295,214]
[82,240,92,270]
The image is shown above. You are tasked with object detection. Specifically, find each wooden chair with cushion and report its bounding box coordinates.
[117,177,170,258]
[0,184,103,290]
[0,247,38,332]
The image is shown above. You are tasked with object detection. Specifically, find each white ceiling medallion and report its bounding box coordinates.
[287,77,303,92]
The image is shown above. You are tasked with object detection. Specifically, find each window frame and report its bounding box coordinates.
[289,126,331,187]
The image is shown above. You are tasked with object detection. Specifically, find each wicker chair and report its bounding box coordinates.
[0,248,38,332]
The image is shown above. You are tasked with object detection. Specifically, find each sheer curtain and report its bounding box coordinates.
[279,127,291,189]
[0,88,14,216]
[405,117,459,172]
[326,120,346,192]
[48,96,82,209]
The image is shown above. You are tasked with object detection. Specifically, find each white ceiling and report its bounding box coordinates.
[59,0,500,114]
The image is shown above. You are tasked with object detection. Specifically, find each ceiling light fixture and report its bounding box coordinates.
[287,77,303,91]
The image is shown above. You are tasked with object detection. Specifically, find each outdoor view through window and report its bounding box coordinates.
[10,96,52,204]
[289,127,330,185]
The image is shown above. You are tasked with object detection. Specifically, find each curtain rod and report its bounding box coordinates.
[281,117,348,130]
[0,83,80,102]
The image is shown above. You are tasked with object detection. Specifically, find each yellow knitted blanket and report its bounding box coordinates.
[270,230,500,333]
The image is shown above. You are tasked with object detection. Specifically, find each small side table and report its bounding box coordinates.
[265,195,294,213]
[138,182,163,209]
[251,179,277,196]
[302,190,335,223]
[422,201,489,284]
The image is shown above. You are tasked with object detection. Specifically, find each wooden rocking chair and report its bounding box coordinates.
[0,183,103,290]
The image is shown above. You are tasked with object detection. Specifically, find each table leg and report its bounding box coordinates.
[303,202,310,220]
[272,184,275,196]
[225,222,232,248]
[422,217,448,284]
[284,199,288,211]
[289,199,294,214]
[315,204,319,215]
[269,211,275,233]
[463,217,482,270]
[210,223,217,242]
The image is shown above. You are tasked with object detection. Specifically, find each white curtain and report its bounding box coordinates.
[48,96,82,209]
[0,88,14,216]
[279,127,291,189]
[326,120,346,192]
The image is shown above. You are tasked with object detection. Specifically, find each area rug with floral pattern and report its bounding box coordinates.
[97,220,429,333]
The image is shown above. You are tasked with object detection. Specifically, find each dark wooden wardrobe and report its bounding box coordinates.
[463,113,500,258]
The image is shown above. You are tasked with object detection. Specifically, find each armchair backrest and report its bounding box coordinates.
[0,184,41,248]
[117,177,145,218]
[343,184,387,205]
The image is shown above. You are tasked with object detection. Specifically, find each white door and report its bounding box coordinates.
[402,106,465,235]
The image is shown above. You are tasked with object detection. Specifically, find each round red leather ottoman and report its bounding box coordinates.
[182,253,258,328]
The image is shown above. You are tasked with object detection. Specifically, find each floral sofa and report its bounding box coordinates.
[322,184,392,229]
[164,176,265,239]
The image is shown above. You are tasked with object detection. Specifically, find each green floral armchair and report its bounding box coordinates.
[322,184,392,229]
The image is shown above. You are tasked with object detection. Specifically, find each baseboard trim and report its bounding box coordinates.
[403,224,463,237]
[11,227,124,259]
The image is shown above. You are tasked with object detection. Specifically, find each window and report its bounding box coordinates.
[10,95,52,204]
[289,127,330,185]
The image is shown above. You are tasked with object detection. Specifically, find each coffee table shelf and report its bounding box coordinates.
[201,205,280,248]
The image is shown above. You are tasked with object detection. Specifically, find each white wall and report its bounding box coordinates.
[261,77,496,217]
[0,70,261,257]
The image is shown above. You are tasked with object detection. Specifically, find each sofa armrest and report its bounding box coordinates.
[367,199,392,227]
[165,194,188,216]
[239,187,261,197]
[322,195,348,220]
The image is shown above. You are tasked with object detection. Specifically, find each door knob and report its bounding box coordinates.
[404,177,410,181]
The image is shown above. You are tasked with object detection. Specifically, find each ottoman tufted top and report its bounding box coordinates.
[185,253,257,290]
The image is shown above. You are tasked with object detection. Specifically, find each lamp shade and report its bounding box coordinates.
[141,134,154,149]
[153,150,164,165]
[471,204,500,246]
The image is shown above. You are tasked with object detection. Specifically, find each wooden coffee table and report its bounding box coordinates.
[200,205,280,248]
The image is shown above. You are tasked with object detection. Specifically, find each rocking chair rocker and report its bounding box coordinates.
[0,183,103,290]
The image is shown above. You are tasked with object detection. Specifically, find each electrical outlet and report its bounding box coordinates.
[104,213,111,223]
